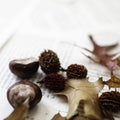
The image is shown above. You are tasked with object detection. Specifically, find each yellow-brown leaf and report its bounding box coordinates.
[105,73,120,88]
[4,98,29,120]
[55,78,104,120]
[51,113,67,120]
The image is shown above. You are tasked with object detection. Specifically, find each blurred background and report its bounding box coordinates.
[0,0,120,40]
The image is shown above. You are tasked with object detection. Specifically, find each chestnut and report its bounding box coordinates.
[7,80,42,108]
[9,57,39,78]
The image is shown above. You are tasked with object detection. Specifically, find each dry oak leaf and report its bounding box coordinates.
[52,113,67,120]
[54,77,104,120]
[4,98,29,120]
[117,57,120,66]
[83,35,119,71]
[104,73,120,89]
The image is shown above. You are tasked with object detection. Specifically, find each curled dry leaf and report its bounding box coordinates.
[52,113,67,120]
[69,100,93,120]
[53,77,104,120]
[117,57,120,66]
[104,73,120,89]
[83,35,119,71]
[4,98,29,120]
[87,35,118,57]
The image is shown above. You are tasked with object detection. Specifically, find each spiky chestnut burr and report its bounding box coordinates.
[66,64,88,79]
[39,73,66,92]
[39,50,61,74]
[7,80,42,108]
[99,91,120,113]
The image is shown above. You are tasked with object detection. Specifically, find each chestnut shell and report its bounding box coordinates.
[9,58,39,78]
[7,80,42,108]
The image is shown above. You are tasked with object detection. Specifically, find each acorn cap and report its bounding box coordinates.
[39,50,60,74]
[67,64,88,79]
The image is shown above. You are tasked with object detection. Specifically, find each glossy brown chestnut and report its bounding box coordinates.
[7,80,42,108]
[9,57,39,78]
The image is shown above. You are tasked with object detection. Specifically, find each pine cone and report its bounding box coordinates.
[40,73,66,92]
[67,64,88,79]
[99,91,120,113]
[39,50,60,74]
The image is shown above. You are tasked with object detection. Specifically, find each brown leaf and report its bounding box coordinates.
[83,35,119,71]
[55,78,104,120]
[104,73,120,88]
[4,98,29,120]
[88,35,118,57]
[117,57,120,66]
[69,100,92,120]
[51,113,67,120]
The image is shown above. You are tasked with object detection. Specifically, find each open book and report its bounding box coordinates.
[0,32,120,120]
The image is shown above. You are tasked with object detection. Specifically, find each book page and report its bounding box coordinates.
[0,32,120,120]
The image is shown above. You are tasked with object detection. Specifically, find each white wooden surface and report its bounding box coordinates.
[17,0,120,36]
[0,0,120,41]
